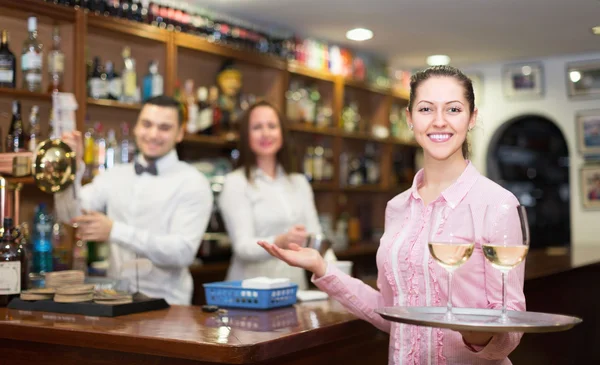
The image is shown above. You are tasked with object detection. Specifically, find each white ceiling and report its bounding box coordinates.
[190,0,600,70]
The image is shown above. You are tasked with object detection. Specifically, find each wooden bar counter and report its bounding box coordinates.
[0,299,389,365]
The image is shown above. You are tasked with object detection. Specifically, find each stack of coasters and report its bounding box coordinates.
[20,288,56,301]
[45,270,85,288]
[93,289,133,305]
[54,284,96,303]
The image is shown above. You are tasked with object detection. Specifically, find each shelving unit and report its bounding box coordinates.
[0,0,420,239]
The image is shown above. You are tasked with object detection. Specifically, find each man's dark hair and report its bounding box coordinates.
[143,95,183,126]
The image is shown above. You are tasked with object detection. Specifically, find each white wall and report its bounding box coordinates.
[466,52,600,247]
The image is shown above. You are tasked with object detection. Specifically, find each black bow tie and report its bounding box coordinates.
[134,161,158,176]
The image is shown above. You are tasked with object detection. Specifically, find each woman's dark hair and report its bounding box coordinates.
[407,65,475,159]
[236,100,295,181]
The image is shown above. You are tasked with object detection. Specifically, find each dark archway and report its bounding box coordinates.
[487,115,570,249]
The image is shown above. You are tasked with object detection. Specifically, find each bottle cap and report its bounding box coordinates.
[28,17,37,32]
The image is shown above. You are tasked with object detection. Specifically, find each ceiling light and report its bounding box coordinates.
[570,71,582,83]
[346,28,373,42]
[426,55,451,66]
[521,66,532,76]
[592,26,600,35]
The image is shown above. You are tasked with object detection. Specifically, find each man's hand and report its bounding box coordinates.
[61,131,84,162]
[73,210,113,242]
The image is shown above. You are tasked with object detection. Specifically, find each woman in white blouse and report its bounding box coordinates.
[218,100,332,289]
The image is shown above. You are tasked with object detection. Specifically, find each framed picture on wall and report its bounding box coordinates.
[566,60,600,98]
[576,110,600,156]
[580,165,600,210]
[502,62,544,99]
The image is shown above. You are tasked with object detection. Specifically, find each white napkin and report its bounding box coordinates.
[296,290,329,302]
[241,277,291,289]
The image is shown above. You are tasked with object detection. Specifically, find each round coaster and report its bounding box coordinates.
[55,284,95,295]
[20,292,54,301]
[94,298,133,305]
[54,293,94,303]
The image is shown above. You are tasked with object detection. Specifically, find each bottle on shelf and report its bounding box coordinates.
[32,204,53,275]
[94,122,107,175]
[0,29,16,88]
[16,222,32,291]
[0,217,22,307]
[83,121,96,179]
[6,100,26,153]
[303,146,314,182]
[47,26,65,93]
[89,56,107,99]
[121,47,138,103]
[28,105,40,152]
[50,219,69,272]
[196,86,213,135]
[119,122,135,163]
[21,17,43,93]
[105,60,122,101]
[105,128,118,169]
[142,60,163,101]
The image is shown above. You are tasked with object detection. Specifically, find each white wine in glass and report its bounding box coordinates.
[482,204,530,322]
[428,204,475,319]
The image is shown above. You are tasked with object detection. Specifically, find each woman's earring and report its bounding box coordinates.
[409,124,413,130]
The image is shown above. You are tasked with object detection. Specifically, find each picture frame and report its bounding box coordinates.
[566,59,600,98]
[576,109,600,157]
[502,62,544,99]
[580,165,600,210]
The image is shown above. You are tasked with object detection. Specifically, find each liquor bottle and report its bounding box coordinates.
[28,105,40,152]
[121,47,137,103]
[83,122,96,179]
[105,128,118,169]
[89,56,107,99]
[32,204,53,274]
[119,122,135,163]
[105,60,122,101]
[6,101,26,152]
[47,26,65,93]
[0,30,16,88]
[0,217,22,307]
[142,60,163,101]
[196,87,213,135]
[21,17,43,92]
[16,222,32,291]
[94,122,106,175]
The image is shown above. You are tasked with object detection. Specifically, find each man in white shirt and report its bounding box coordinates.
[55,95,213,305]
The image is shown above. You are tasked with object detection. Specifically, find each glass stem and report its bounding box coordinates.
[501,271,508,320]
[447,270,453,315]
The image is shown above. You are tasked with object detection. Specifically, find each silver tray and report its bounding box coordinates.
[375,306,582,333]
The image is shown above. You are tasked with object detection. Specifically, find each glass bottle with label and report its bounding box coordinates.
[28,105,40,152]
[0,217,21,307]
[142,60,163,101]
[121,47,137,103]
[32,204,53,274]
[89,57,107,99]
[105,60,122,101]
[105,128,118,169]
[6,101,26,152]
[47,26,64,93]
[21,17,43,92]
[0,30,16,88]
[119,122,135,163]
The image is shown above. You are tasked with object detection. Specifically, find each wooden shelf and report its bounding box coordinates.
[335,243,379,260]
[311,182,337,191]
[6,176,34,185]
[341,184,386,193]
[339,130,388,143]
[287,123,339,137]
[387,138,420,148]
[87,12,170,42]
[0,0,76,23]
[0,88,53,101]
[87,98,142,110]
[287,61,336,82]
[174,32,286,70]
[182,133,238,148]
[344,78,391,96]
[391,88,410,100]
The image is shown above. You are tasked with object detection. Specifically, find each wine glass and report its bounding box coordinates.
[482,204,530,323]
[428,203,475,319]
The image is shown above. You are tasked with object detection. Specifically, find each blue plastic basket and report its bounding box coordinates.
[203,281,298,310]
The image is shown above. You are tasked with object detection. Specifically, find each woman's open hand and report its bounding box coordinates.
[258,241,327,278]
